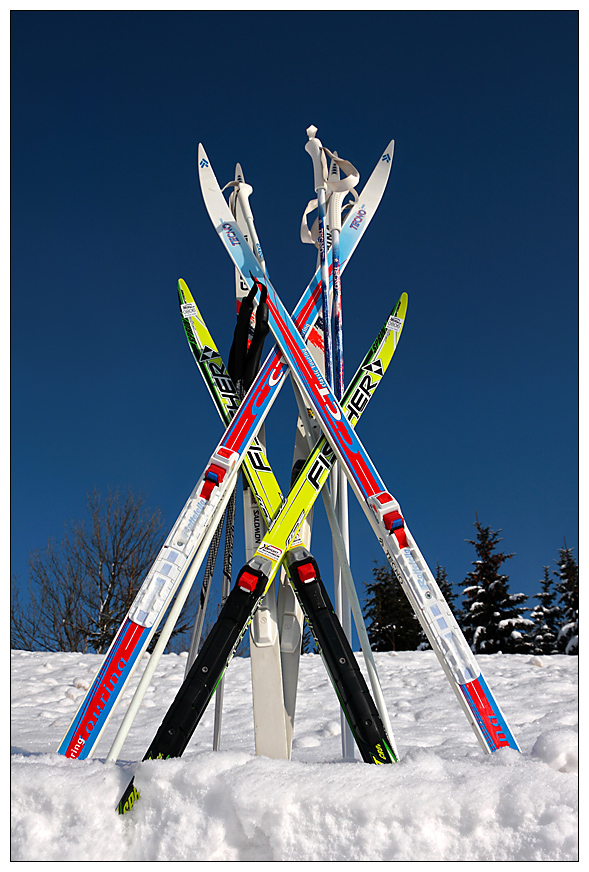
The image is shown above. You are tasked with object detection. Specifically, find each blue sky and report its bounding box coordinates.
[11,10,578,639]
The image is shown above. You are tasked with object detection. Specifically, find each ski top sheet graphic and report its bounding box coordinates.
[198,144,519,755]
[58,147,396,761]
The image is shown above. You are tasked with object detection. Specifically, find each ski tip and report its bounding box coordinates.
[116,778,140,816]
[306,124,318,140]
[197,143,208,167]
[178,278,193,304]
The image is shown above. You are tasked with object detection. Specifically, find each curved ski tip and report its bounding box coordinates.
[235,163,244,181]
[306,124,318,139]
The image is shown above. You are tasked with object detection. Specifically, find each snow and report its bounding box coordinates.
[11,649,578,861]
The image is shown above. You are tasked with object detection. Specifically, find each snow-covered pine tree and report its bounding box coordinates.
[436,562,459,614]
[461,518,533,654]
[529,566,562,654]
[364,563,423,651]
[555,540,578,655]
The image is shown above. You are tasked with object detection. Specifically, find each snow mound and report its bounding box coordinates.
[11,650,578,861]
[531,728,578,773]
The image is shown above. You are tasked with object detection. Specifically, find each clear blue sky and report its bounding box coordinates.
[11,11,578,637]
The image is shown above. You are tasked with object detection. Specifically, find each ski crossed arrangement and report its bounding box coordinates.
[55,127,520,816]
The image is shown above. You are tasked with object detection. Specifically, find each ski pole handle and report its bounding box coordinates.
[222,177,264,267]
[305,125,328,192]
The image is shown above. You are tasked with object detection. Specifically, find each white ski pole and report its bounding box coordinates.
[212,486,236,750]
[304,126,333,388]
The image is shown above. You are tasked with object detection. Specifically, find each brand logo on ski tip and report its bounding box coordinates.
[364,360,384,377]
[181,302,199,319]
[199,158,209,168]
[386,316,403,333]
[200,346,220,362]
[381,153,391,163]
[222,223,241,247]
[349,208,367,230]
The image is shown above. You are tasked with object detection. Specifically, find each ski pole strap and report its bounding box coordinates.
[228,283,257,384]
[322,147,360,193]
[300,197,319,246]
[243,283,269,391]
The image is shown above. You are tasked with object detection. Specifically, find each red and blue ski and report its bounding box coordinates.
[198,143,520,755]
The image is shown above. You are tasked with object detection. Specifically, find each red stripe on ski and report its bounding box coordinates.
[63,620,144,758]
[265,292,382,497]
[464,678,512,750]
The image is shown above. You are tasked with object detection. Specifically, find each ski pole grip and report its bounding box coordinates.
[305,125,327,192]
[327,189,345,233]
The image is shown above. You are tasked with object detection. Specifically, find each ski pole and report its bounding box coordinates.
[326,152,352,612]
[212,485,236,750]
[305,133,359,758]
[304,126,333,389]
[184,511,224,676]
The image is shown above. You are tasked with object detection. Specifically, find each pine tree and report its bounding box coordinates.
[461,518,533,654]
[555,541,578,655]
[436,562,459,614]
[364,563,423,651]
[528,566,562,655]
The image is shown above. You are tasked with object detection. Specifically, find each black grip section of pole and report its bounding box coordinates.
[243,291,269,391]
[286,550,396,765]
[141,566,268,763]
[228,284,257,385]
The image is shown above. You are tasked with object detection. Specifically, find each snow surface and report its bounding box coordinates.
[11,649,578,861]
